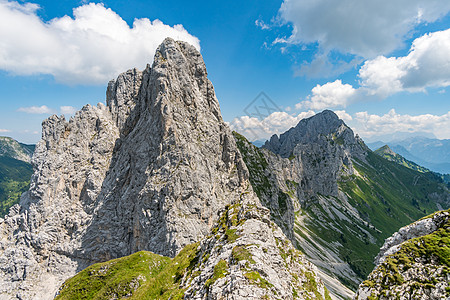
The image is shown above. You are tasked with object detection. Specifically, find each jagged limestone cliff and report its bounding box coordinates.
[0,38,328,300]
[355,209,450,299]
[233,111,450,296]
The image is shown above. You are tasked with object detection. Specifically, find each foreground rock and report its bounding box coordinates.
[0,38,333,300]
[57,195,331,299]
[355,209,450,299]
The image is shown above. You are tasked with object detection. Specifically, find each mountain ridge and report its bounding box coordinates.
[0,38,329,300]
[367,137,450,174]
[0,38,448,299]
[234,110,449,294]
[374,145,431,173]
[0,136,34,163]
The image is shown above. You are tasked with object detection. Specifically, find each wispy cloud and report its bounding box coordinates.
[17,105,54,114]
[0,1,200,85]
[229,110,315,141]
[0,129,11,133]
[255,19,270,30]
[60,106,77,115]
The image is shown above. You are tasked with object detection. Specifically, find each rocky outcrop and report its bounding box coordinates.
[56,193,332,300]
[183,196,331,299]
[263,110,367,162]
[355,209,450,299]
[0,103,120,299]
[0,38,252,299]
[235,114,373,294]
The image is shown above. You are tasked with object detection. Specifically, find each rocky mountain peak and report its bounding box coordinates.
[263,109,366,159]
[374,144,396,156]
[0,38,251,299]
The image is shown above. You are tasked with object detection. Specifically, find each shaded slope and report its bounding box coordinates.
[0,156,33,217]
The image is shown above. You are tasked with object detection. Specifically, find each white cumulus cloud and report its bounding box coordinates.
[295,80,356,110]
[359,29,450,97]
[296,29,450,110]
[0,1,200,85]
[60,106,77,115]
[229,110,315,141]
[278,0,450,58]
[17,105,54,114]
[334,110,352,122]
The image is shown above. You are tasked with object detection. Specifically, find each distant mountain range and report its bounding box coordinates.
[373,145,450,184]
[367,137,450,174]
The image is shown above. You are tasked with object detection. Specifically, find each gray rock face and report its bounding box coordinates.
[263,110,367,161]
[182,196,331,299]
[236,109,449,297]
[262,110,368,204]
[236,114,372,296]
[355,209,450,300]
[0,38,250,299]
[0,103,118,300]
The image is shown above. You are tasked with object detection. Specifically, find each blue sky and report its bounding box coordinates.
[0,0,449,144]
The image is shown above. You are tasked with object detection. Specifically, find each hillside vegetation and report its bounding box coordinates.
[0,156,33,217]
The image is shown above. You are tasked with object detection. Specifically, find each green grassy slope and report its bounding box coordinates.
[374,145,450,185]
[359,209,450,298]
[56,243,200,300]
[374,145,430,173]
[341,152,445,235]
[0,156,33,217]
[300,152,448,288]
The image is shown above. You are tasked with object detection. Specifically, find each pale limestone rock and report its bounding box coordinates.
[235,113,370,297]
[183,195,330,299]
[0,38,326,300]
